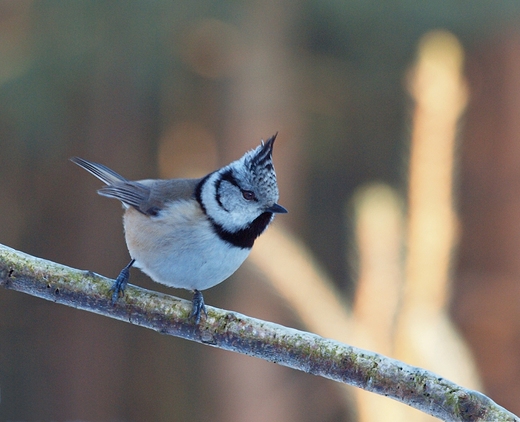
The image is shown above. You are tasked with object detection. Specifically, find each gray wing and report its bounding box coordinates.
[71,157,201,216]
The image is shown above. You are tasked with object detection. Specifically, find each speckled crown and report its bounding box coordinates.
[246,134,280,202]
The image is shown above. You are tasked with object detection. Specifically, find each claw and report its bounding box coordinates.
[190,290,207,324]
[109,259,135,303]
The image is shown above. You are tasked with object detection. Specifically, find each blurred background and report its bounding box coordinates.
[1,1,520,421]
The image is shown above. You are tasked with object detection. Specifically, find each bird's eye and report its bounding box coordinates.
[242,190,256,201]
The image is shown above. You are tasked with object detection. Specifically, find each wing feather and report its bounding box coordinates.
[71,157,202,216]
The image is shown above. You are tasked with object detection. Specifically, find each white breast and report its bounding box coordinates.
[123,200,250,291]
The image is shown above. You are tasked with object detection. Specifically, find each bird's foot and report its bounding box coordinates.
[109,259,135,303]
[190,290,208,324]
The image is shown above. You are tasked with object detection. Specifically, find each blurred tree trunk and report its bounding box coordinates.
[453,30,520,413]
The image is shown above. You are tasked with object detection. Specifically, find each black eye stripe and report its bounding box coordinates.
[214,177,227,211]
[215,189,224,210]
[220,169,241,188]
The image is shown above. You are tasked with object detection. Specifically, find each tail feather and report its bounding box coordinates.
[71,156,151,211]
[98,184,150,209]
[70,157,127,186]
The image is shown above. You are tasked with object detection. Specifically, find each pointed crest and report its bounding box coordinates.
[251,133,277,170]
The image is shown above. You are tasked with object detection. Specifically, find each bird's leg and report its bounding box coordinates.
[110,259,135,303]
[190,289,208,324]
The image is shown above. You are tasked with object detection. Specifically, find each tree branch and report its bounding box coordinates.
[0,243,517,422]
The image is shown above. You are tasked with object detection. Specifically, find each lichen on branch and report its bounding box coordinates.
[0,243,517,422]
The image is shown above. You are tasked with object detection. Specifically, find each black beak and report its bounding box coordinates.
[266,203,288,214]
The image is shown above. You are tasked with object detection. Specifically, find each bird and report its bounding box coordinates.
[71,134,287,323]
